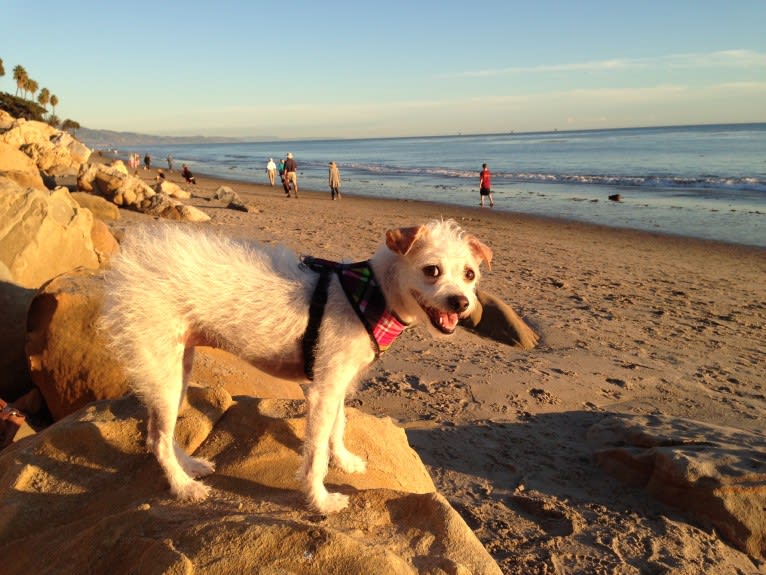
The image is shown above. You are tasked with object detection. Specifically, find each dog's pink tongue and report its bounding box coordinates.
[439,311,459,331]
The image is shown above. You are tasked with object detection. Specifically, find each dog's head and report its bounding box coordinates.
[377,219,492,337]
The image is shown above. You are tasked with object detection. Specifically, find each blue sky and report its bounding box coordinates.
[2,0,764,138]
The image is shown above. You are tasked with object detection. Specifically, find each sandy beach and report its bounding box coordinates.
[111,164,765,573]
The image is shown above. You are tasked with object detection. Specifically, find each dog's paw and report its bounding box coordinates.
[172,478,210,501]
[183,456,216,479]
[332,450,367,474]
[312,491,349,514]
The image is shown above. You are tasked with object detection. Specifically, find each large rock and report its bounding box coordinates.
[0,278,37,401]
[77,161,157,207]
[589,414,766,558]
[0,179,100,288]
[70,191,121,221]
[77,162,211,221]
[25,269,129,420]
[0,112,90,176]
[460,289,539,349]
[0,141,45,189]
[24,267,304,420]
[0,388,501,574]
[155,178,191,199]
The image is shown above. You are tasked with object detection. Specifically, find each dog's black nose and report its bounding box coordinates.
[448,295,469,313]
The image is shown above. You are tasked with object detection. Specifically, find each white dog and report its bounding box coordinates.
[102,219,492,513]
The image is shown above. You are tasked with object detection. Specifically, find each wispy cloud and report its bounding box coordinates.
[443,49,766,79]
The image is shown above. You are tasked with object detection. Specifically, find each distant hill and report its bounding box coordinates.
[77,127,249,149]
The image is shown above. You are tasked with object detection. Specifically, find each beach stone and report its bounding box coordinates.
[608,193,621,202]
[0,141,45,189]
[460,289,539,349]
[0,180,100,289]
[77,163,211,221]
[154,178,191,199]
[24,266,300,420]
[589,414,766,558]
[0,278,37,402]
[77,161,156,207]
[214,185,254,212]
[25,268,130,420]
[0,113,91,176]
[0,388,500,575]
[70,191,121,221]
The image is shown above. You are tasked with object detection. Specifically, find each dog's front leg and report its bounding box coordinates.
[329,398,367,474]
[300,386,350,513]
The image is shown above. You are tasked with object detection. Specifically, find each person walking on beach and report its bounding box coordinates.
[166,155,173,171]
[284,152,298,198]
[144,153,152,171]
[479,162,494,208]
[266,158,277,186]
[328,161,341,200]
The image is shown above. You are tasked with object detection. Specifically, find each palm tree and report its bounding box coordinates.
[13,65,27,97]
[38,87,50,111]
[50,94,58,115]
[26,78,38,101]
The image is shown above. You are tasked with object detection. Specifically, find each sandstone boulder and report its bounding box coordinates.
[78,162,211,221]
[460,289,540,349]
[25,269,129,420]
[77,161,157,207]
[24,266,305,420]
[0,387,500,574]
[0,141,44,189]
[214,185,257,212]
[0,113,91,176]
[0,279,37,401]
[0,179,100,288]
[155,178,191,199]
[70,191,121,221]
[589,414,766,558]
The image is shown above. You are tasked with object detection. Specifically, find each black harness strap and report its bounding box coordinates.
[302,267,332,380]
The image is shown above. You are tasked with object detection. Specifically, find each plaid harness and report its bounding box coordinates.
[301,257,408,380]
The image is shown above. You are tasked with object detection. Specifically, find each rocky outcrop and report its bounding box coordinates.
[0,110,91,177]
[155,178,191,199]
[0,179,101,289]
[69,191,121,221]
[0,141,45,189]
[0,387,501,574]
[25,269,129,420]
[23,268,304,421]
[77,162,210,221]
[0,278,37,401]
[589,414,766,559]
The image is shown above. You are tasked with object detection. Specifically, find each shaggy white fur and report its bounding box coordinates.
[101,219,492,513]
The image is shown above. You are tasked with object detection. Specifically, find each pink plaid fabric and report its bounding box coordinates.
[303,257,408,357]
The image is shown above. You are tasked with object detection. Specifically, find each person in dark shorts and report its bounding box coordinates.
[479,163,494,207]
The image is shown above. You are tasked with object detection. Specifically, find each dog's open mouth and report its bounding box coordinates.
[412,291,460,334]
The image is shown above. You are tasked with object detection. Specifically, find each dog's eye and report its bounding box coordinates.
[464,268,476,281]
[423,265,441,278]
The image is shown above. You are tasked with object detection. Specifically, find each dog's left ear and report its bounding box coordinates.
[386,226,425,255]
[467,236,493,269]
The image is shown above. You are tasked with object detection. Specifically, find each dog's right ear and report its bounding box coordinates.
[386,226,425,255]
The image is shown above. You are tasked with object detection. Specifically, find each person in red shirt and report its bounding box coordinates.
[479,163,494,208]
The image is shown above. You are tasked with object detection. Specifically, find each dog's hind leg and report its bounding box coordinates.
[173,347,216,479]
[300,387,350,513]
[145,344,210,501]
[329,399,367,474]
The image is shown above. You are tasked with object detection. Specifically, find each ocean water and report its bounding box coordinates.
[142,124,766,247]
